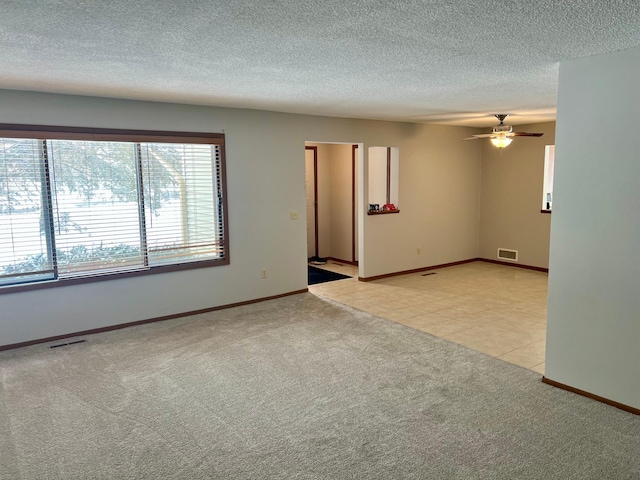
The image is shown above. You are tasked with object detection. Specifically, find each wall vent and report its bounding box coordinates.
[497,248,518,262]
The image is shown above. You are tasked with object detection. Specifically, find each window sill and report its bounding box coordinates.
[367,209,400,215]
[541,209,552,214]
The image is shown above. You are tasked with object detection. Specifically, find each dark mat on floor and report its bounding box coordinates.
[308,266,352,285]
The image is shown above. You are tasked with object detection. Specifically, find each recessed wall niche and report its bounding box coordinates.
[368,146,399,213]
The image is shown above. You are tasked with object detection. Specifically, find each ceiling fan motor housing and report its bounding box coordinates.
[492,124,513,134]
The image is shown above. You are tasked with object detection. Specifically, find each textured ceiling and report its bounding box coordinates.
[1,1,640,126]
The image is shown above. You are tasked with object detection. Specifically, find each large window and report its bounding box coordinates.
[0,125,228,290]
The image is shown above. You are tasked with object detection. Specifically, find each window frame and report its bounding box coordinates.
[0,123,229,294]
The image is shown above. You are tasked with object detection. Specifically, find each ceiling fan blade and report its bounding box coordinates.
[510,132,544,137]
[463,134,496,140]
[463,131,543,141]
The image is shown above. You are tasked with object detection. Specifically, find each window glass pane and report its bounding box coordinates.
[0,138,54,286]
[48,140,144,277]
[140,143,224,266]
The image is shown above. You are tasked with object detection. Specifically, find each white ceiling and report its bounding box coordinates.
[1,1,639,127]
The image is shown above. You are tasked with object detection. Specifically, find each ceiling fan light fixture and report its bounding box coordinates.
[490,136,513,148]
[462,114,543,145]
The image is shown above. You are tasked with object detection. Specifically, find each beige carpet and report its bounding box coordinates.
[1,293,638,479]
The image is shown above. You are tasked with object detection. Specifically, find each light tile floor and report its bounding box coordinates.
[309,260,547,374]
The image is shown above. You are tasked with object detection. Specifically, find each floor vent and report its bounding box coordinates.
[421,272,437,276]
[497,248,518,262]
[49,339,86,349]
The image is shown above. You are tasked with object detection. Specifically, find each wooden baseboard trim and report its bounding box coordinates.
[357,257,547,282]
[478,258,549,273]
[328,257,358,266]
[0,288,309,352]
[358,259,477,282]
[542,377,639,415]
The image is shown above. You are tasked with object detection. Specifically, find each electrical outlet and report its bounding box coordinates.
[290,211,299,220]
[417,247,421,255]
[261,269,268,279]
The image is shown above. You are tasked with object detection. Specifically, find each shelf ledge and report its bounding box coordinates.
[367,210,400,215]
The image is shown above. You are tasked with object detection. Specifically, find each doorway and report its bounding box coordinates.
[305,143,358,264]
[305,142,360,283]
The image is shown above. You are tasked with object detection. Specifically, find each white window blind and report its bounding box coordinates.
[48,140,145,277]
[0,127,227,289]
[0,138,54,286]
[140,142,225,266]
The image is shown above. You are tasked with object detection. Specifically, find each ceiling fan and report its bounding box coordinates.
[464,114,543,149]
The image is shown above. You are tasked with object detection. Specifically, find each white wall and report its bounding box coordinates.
[0,90,481,346]
[546,46,640,409]
[479,122,555,269]
[363,125,482,277]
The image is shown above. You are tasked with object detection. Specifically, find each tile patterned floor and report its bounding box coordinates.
[308,260,547,374]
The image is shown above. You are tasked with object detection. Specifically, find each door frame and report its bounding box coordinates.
[306,143,359,264]
[351,145,357,263]
[305,145,319,258]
